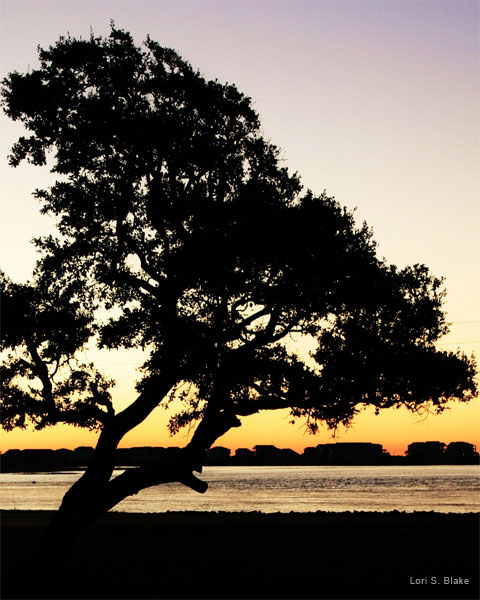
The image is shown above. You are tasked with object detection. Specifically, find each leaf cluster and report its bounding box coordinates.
[1,272,114,430]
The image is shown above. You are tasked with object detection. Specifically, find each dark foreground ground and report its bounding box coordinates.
[2,510,479,600]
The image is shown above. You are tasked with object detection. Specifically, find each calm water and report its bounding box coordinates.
[0,465,478,513]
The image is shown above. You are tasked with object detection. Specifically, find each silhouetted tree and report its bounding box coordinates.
[1,27,477,552]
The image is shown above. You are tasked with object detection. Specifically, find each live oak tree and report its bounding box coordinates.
[1,27,477,548]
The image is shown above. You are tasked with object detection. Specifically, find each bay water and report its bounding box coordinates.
[1,465,478,513]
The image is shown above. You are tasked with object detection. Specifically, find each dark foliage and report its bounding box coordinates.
[1,26,476,527]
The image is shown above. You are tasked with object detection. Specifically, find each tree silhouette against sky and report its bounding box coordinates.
[1,27,477,551]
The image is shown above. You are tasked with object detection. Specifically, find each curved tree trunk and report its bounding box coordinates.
[33,401,241,583]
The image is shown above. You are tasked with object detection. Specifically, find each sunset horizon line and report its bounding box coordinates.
[2,439,478,458]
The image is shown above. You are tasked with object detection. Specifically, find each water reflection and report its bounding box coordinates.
[0,465,478,513]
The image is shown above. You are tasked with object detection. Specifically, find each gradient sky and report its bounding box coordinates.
[1,0,479,455]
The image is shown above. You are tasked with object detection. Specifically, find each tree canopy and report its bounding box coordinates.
[1,27,477,517]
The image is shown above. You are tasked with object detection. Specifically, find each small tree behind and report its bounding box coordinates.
[1,27,476,549]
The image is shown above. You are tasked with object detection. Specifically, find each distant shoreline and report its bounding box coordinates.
[2,446,479,472]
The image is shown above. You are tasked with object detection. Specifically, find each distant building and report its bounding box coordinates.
[73,446,94,465]
[232,448,255,464]
[253,445,280,458]
[252,445,299,464]
[116,446,151,466]
[445,442,478,458]
[304,443,385,463]
[54,448,73,465]
[207,446,230,457]
[204,446,231,464]
[407,441,446,457]
[303,445,330,460]
[333,443,384,462]
[234,448,254,459]
[1,448,65,471]
[278,448,301,462]
[253,445,286,462]
[250,445,301,464]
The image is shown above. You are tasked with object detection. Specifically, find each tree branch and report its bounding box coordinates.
[185,408,241,461]
[114,373,178,440]
[234,395,290,416]
[224,305,271,342]
[117,270,161,297]
[100,404,242,511]
[101,458,208,514]
[24,339,56,414]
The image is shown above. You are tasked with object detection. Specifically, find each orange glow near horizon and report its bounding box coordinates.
[2,397,478,457]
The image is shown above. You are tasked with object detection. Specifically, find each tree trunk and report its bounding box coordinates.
[27,479,106,598]
[39,480,108,551]
[29,402,241,597]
